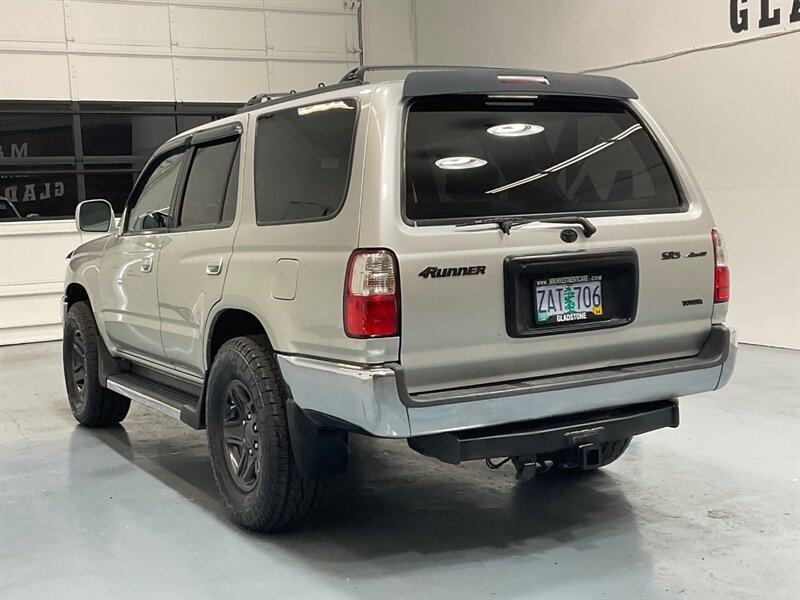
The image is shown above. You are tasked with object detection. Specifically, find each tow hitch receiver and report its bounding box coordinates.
[580,443,602,469]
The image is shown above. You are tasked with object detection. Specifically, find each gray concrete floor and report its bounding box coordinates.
[0,342,798,600]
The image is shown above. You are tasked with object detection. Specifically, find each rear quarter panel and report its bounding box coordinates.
[217,87,400,367]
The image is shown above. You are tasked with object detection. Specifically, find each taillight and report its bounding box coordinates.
[712,228,730,303]
[344,249,399,338]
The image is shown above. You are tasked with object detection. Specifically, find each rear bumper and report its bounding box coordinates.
[277,325,737,439]
[409,399,679,464]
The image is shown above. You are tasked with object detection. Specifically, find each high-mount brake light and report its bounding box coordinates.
[344,249,399,338]
[712,228,730,303]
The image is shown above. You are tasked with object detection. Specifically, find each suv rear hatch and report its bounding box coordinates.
[397,95,716,394]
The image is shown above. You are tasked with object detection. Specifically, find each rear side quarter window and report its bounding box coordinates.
[254,99,358,225]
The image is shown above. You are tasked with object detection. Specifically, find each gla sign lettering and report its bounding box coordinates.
[2,181,65,203]
[1,141,66,205]
[730,0,800,32]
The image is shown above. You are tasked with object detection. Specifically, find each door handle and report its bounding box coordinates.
[141,256,153,273]
[206,257,224,276]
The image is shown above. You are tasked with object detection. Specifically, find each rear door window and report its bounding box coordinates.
[405,97,681,222]
[254,99,358,224]
[178,138,240,228]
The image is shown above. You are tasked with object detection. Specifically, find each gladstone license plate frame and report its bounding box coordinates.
[534,274,606,325]
[503,249,639,338]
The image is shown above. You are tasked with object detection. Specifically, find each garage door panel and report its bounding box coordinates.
[184,0,264,8]
[267,12,353,53]
[74,55,175,101]
[178,58,268,102]
[70,1,171,47]
[270,60,355,91]
[0,53,71,99]
[0,0,65,44]
[173,7,267,51]
[267,0,354,12]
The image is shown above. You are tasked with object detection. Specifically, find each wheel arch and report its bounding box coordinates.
[63,282,126,387]
[64,282,92,308]
[205,307,275,370]
[64,281,112,349]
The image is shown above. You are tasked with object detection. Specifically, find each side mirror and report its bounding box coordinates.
[76,199,114,233]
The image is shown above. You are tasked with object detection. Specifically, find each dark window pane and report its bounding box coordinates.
[81,114,176,157]
[85,172,137,214]
[179,139,239,228]
[221,151,240,224]
[0,114,74,157]
[178,114,232,133]
[0,172,78,219]
[127,150,185,232]
[254,99,357,224]
[180,116,213,133]
[0,197,21,220]
[405,97,680,222]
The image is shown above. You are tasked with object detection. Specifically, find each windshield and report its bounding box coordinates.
[405,96,681,222]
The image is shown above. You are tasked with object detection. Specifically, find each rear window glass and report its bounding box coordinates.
[405,97,681,222]
[254,99,358,224]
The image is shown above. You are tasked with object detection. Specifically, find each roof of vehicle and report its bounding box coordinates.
[236,64,638,114]
[150,64,638,161]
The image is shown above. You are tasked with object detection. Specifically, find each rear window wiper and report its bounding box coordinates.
[537,216,597,238]
[455,215,596,237]
[454,216,530,235]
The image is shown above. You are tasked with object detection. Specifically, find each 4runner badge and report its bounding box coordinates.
[418,266,486,279]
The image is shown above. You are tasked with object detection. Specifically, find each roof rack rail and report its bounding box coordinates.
[340,64,501,83]
[236,80,363,114]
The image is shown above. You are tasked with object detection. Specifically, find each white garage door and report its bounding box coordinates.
[0,0,362,345]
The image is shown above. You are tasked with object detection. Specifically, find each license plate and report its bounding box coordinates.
[535,274,604,324]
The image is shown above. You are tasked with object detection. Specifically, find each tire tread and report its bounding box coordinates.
[208,336,324,532]
[63,302,130,428]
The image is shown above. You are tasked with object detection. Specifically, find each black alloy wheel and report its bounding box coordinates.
[69,328,87,402]
[206,336,325,531]
[62,301,130,427]
[223,380,262,492]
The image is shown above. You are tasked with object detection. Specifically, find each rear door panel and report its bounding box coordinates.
[396,213,715,394]
[357,87,717,394]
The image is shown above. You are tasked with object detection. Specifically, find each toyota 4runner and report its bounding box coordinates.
[62,66,737,531]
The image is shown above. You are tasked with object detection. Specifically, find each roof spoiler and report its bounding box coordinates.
[238,64,638,114]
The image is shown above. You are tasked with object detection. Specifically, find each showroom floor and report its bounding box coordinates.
[0,342,798,600]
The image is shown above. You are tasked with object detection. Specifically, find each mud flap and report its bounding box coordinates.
[286,398,349,479]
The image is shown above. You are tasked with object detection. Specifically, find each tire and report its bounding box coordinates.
[554,438,632,472]
[62,301,130,427]
[206,336,324,532]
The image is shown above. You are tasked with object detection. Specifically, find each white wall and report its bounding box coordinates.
[364,0,800,349]
[0,0,362,345]
[362,0,415,64]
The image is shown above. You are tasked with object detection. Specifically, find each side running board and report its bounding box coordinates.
[106,373,205,430]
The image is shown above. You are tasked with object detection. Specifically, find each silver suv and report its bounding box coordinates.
[62,66,737,531]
